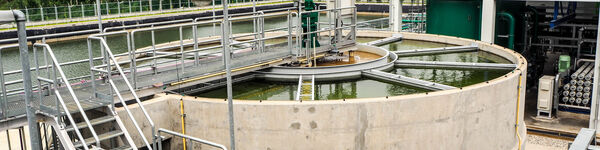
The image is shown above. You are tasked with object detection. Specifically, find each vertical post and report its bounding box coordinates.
[129,0,132,13]
[590,6,600,130]
[179,27,185,75]
[106,1,109,15]
[170,0,173,9]
[40,6,44,22]
[54,5,58,20]
[288,11,292,54]
[389,0,402,32]
[68,4,72,21]
[82,4,85,18]
[118,1,121,17]
[179,0,182,9]
[253,0,256,33]
[150,0,153,11]
[140,0,143,12]
[152,26,157,74]
[97,0,103,33]
[212,0,216,36]
[14,10,42,150]
[481,0,496,43]
[25,7,29,22]
[222,0,236,149]
[193,22,199,66]
[160,0,163,12]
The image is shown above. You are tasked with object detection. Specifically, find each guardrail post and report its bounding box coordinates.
[149,0,153,11]
[25,7,30,22]
[15,10,43,150]
[160,0,163,12]
[170,0,173,9]
[138,0,144,12]
[54,5,58,20]
[82,4,85,18]
[118,1,121,17]
[40,6,44,21]
[94,2,97,17]
[188,0,191,8]
[106,2,109,15]
[129,0,132,13]
[68,4,72,21]
[179,0,182,9]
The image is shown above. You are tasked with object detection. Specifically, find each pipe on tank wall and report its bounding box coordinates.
[497,12,515,50]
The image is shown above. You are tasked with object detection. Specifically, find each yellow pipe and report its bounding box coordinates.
[180,98,187,150]
[171,59,283,86]
[515,74,522,150]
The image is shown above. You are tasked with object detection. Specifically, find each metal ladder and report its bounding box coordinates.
[296,75,315,101]
[34,43,136,150]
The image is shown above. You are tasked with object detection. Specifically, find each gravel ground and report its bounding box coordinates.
[526,134,570,150]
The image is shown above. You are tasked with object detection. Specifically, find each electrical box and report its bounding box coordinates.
[537,75,555,118]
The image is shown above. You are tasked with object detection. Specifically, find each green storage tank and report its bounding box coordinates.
[426,0,526,51]
[426,0,482,40]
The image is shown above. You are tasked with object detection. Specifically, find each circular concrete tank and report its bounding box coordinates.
[119,31,527,150]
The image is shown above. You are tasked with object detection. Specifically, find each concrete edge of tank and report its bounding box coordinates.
[117,30,528,150]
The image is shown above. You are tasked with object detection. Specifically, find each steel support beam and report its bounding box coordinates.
[365,33,403,46]
[14,10,42,150]
[221,0,236,150]
[394,45,478,56]
[362,70,456,91]
[395,60,517,70]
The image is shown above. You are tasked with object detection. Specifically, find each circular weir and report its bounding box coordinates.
[256,44,398,81]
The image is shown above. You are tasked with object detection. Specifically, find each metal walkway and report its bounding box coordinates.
[362,70,457,91]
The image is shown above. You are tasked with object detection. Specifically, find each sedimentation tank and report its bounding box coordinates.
[0,3,526,149]
[117,31,527,149]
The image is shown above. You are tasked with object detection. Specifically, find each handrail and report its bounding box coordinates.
[157,128,227,150]
[130,19,224,88]
[33,43,100,147]
[88,35,155,149]
[104,19,194,32]
[53,90,90,150]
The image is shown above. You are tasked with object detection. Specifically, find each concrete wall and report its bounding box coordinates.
[118,31,528,150]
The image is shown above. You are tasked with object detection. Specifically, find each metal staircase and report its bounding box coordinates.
[33,43,144,149]
[296,75,315,101]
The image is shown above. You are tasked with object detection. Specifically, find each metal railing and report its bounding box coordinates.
[33,43,100,149]
[88,34,156,149]
[4,0,289,28]
[157,128,227,150]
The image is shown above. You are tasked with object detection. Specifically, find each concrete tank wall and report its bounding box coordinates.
[117,31,527,150]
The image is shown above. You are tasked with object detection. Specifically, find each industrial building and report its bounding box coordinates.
[0,0,599,149]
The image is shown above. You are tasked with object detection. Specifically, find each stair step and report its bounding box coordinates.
[66,115,116,132]
[73,130,124,148]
